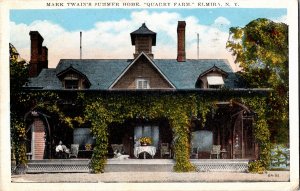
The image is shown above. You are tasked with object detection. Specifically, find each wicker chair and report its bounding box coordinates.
[111,144,124,154]
[160,143,171,158]
[69,144,79,158]
[210,145,221,159]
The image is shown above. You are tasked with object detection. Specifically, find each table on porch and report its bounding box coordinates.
[134,146,156,159]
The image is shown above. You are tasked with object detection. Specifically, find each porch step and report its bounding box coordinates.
[191,159,249,172]
[105,159,175,172]
[26,159,90,173]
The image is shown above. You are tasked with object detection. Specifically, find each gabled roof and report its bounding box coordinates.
[199,65,228,78]
[130,23,156,45]
[109,52,176,89]
[27,58,238,90]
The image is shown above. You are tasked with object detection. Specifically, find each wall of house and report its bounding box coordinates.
[32,118,46,160]
[112,56,173,89]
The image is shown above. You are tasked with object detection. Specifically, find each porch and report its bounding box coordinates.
[25,159,249,173]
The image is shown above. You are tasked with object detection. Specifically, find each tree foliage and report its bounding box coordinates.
[226,18,288,143]
[10,43,29,167]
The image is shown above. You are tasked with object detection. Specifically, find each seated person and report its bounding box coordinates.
[55,141,69,159]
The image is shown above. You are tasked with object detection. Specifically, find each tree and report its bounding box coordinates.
[10,43,29,169]
[226,18,288,143]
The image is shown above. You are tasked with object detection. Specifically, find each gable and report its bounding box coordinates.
[110,53,175,89]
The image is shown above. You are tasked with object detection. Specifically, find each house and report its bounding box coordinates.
[24,21,267,164]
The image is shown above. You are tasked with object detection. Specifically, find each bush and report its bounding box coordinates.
[248,160,266,174]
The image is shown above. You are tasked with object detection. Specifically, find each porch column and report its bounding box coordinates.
[32,118,46,160]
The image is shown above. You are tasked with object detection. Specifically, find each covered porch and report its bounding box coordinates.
[24,100,258,161]
[190,101,258,160]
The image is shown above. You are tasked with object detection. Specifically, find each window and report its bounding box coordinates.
[134,125,159,147]
[65,79,79,89]
[136,79,150,89]
[207,76,224,89]
[63,73,80,89]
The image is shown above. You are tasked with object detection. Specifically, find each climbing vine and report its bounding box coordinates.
[82,91,270,173]
[11,116,27,167]
[12,89,271,173]
[242,97,271,173]
[84,93,199,173]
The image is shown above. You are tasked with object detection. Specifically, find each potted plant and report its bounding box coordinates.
[139,137,152,146]
[85,143,92,151]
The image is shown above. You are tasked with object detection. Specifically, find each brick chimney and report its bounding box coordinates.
[177,21,186,62]
[29,31,48,77]
[41,46,48,69]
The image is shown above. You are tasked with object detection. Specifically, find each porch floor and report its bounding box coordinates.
[26,159,249,173]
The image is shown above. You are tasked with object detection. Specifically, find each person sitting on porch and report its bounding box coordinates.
[55,141,69,159]
[113,149,129,160]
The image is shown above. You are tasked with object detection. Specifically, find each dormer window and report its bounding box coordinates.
[196,65,228,89]
[56,65,91,90]
[136,78,150,89]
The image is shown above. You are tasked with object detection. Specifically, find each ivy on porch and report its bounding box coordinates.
[84,93,199,173]
[14,90,271,173]
[82,91,270,173]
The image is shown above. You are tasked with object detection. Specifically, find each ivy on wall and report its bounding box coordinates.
[82,91,270,173]
[11,116,27,167]
[84,94,200,172]
[243,97,271,173]
[13,90,271,173]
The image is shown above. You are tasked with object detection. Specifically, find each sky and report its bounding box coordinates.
[10,8,287,71]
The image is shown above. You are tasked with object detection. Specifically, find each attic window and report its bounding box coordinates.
[207,76,224,88]
[136,79,150,89]
[63,74,79,89]
[65,79,79,89]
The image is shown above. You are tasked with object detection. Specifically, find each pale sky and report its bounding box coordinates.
[10,9,287,71]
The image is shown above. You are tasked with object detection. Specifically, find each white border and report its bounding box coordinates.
[1,0,298,190]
